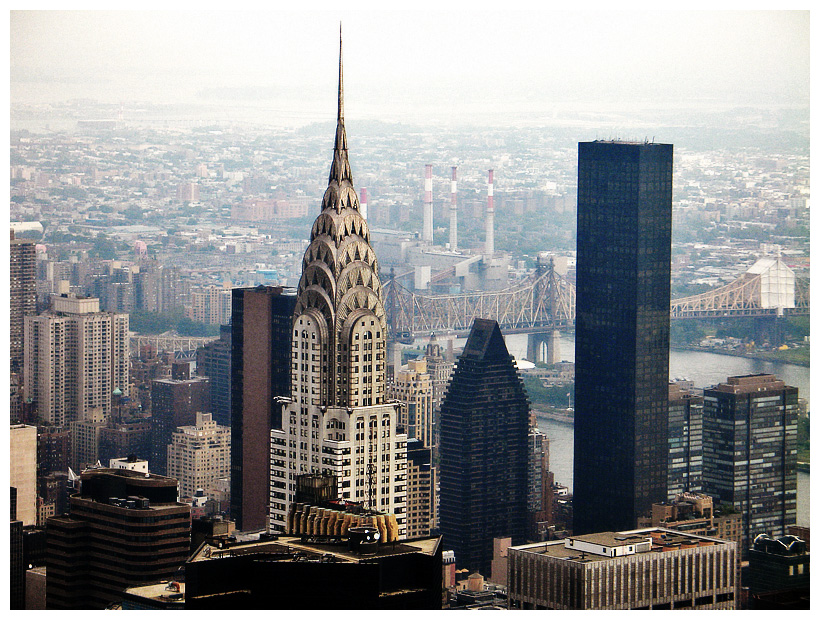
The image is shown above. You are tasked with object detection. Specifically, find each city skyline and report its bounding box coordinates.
[10,10,809,127]
[8,9,810,609]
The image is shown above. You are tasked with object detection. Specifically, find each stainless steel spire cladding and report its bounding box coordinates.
[293,27,386,409]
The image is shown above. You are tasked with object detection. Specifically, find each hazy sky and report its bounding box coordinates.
[10,9,810,126]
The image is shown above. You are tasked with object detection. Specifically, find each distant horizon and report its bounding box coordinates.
[11,10,809,129]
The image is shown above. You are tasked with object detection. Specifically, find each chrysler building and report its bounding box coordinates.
[270,34,407,535]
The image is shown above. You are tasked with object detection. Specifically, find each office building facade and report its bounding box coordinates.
[185,533,443,609]
[527,422,552,538]
[150,375,210,476]
[98,419,152,466]
[668,381,703,498]
[186,284,232,325]
[747,533,809,601]
[196,324,232,426]
[11,230,37,372]
[389,357,434,448]
[11,424,38,526]
[406,438,436,538]
[508,528,737,610]
[439,319,529,576]
[46,469,190,609]
[573,141,673,534]
[702,374,798,555]
[230,285,296,531]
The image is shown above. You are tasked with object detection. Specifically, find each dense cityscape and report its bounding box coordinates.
[9,12,810,612]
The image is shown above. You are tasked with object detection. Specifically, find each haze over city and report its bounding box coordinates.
[11,10,809,127]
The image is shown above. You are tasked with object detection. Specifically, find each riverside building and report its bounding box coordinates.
[702,373,798,557]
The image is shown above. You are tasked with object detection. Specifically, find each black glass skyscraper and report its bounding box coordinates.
[573,141,673,535]
[439,319,529,576]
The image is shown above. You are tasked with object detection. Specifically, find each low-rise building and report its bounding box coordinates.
[109,455,149,473]
[507,528,737,610]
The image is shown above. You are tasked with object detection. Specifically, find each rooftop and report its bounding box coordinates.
[511,528,731,565]
[709,373,789,394]
[190,534,441,564]
[124,581,185,604]
[569,531,653,548]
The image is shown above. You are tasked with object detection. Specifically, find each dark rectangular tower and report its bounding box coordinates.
[573,141,673,534]
[667,382,703,498]
[230,285,295,531]
[197,324,232,427]
[149,376,210,476]
[439,319,529,576]
[702,374,797,557]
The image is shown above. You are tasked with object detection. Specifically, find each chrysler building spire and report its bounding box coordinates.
[329,25,352,190]
[293,27,387,409]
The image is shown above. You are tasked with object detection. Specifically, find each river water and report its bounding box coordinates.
[416,332,811,526]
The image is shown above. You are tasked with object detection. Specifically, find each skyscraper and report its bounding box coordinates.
[196,324,232,427]
[573,141,673,535]
[269,36,407,536]
[150,375,210,476]
[389,357,434,448]
[167,412,231,500]
[10,424,38,527]
[702,374,798,556]
[405,438,436,538]
[667,382,703,498]
[439,318,529,576]
[23,295,129,426]
[423,332,454,458]
[46,468,190,609]
[527,421,553,539]
[10,230,37,372]
[230,285,296,531]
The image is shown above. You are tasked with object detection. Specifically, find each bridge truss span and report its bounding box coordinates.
[385,255,808,340]
[671,272,810,319]
[385,261,575,336]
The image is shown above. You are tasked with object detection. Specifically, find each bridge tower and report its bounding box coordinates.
[526,329,561,365]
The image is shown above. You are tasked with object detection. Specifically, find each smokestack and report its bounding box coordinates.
[449,166,458,252]
[485,169,494,256]
[360,187,368,220]
[423,164,433,243]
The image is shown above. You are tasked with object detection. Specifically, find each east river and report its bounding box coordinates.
[525,334,811,528]
[417,332,811,526]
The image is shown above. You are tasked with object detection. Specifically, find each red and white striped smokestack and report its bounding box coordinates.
[359,187,368,220]
[423,164,433,243]
[449,166,458,252]
[485,169,495,256]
